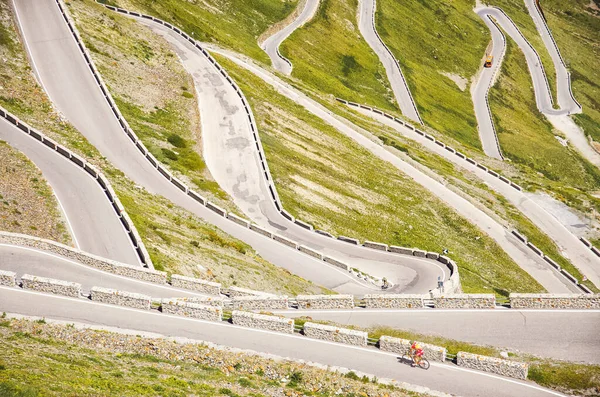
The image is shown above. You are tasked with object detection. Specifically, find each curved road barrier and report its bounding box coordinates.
[474,6,600,168]
[357,0,423,124]
[71,1,461,294]
[457,352,528,380]
[260,0,320,74]
[342,100,600,290]
[0,106,149,267]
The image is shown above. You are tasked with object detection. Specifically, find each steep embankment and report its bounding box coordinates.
[0,142,71,245]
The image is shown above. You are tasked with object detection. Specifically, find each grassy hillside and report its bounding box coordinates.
[0,0,326,295]
[0,142,71,245]
[107,0,298,64]
[538,0,600,143]
[217,54,545,295]
[69,0,237,213]
[281,0,397,111]
[0,318,424,397]
[376,0,487,149]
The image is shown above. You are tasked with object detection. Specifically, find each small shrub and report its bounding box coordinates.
[182,91,194,99]
[344,371,360,380]
[167,134,186,148]
[161,148,178,161]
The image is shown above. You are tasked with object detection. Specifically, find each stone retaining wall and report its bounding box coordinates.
[303,322,367,346]
[378,336,446,362]
[296,294,354,309]
[170,274,221,295]
[231,296,289,310]
[161,299,222,321]
[232,311,294,334]
[227,286,275,298]
[0,233,166,284]
[363,294,425,309]
[457,352,528,380]
[0,270,16,287]
[174,296,224,307]
[323,256,350,271]
[90,286,151,310]
[21,274,81,297]
[509,293,600,309]
[432,294,496,309]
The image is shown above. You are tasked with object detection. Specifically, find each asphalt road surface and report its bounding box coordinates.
[358,108,600,289]
[0,117,140,265]
[474,6,600,167]
[199,44,578,293]
[0,286,568,397]
[357,0,421,124]
[260,0,320,74]
[273,308,600,364]
[17,0,431,295]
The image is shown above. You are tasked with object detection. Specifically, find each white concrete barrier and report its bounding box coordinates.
[457,352,528,380]
[323,256,350,271]
[303,322,367,346]
[298,245,324,260]
[21,274,81,297]
[232,311,294,334]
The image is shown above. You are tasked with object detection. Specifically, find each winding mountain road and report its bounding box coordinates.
[357,107,600,288]
[473,6,600,166]
[0,287,570,397]
[260,0,320,74]
[358,0,422,124]
[0,117,140,265]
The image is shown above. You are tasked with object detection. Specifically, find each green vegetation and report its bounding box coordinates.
[69,0,237,212]
[294,319,600,396]
[0,142,71,245]
[111,0,297,64]
[0,0,326,295]
[486,0,559,105]
[217,53,545,295]
[376,0,488,149]
[281,0,396,111]
[0,319,425,397]
[538,0,600,144]
[490,38,600,216]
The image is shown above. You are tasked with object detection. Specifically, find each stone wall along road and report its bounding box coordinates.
[161,299,222,321]
[363,294,425,309]
[509,293,600,309]
[457,351,528,380]
[432,294,496,309]
[303,322,367,346]
[378,335,447,362]
[296,295,354,309]
[90,286,151,310]
[20,274,81,298]
[231,311,294,334]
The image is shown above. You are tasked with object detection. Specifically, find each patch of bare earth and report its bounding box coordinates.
[0,142,71,244]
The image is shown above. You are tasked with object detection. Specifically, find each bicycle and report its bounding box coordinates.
[402,352,430,370]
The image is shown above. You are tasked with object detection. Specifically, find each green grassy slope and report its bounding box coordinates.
[375,0,487,149]
[539,0,600,143]
[280,0,397,111]
[217,54,545,295]
[110,0,298,64]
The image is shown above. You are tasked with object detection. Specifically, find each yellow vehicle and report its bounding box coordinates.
[484,55,494,68]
